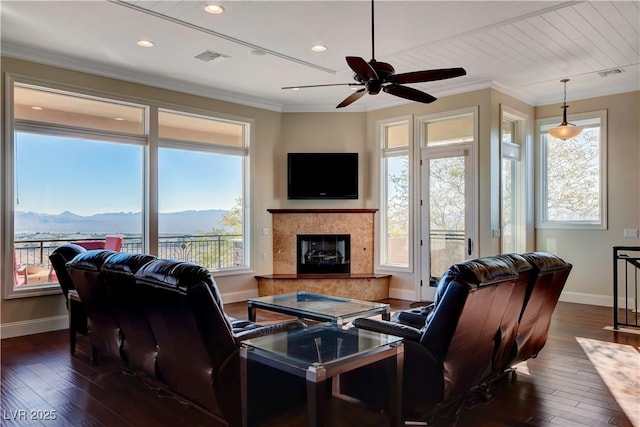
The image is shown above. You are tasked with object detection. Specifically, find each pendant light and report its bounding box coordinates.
[548,79,582,140]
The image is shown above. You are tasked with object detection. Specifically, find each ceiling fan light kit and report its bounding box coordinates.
[548,78,583,140]
[283,0,466,108]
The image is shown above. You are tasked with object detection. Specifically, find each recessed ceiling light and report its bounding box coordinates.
[291,87,300,91]
[203,4,224,14]
[137,40,154,48]
[311,45,327,52]
[114,117,124,121]
[31,106,43,110]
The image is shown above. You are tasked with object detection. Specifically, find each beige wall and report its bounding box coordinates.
[535,91,640,305]
[277,112,367,208]
[2,56,639,335]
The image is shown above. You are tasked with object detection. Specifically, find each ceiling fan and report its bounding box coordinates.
[282,0,467,108]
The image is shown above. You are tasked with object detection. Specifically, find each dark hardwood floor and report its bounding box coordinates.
[1,300,638,426]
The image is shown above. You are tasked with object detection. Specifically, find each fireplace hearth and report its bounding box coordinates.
[297,234,350,274]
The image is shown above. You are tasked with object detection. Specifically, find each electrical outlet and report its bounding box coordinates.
[492,229,501,238]
[261,252,268,261]
[623,229,639,238]
[262,227,269,236]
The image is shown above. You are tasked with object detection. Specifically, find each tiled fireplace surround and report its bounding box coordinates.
[255,209,391,300]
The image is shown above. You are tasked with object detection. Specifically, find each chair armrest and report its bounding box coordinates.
[396,311,428,328]
[235,319,306,341]
[353,318,422,341]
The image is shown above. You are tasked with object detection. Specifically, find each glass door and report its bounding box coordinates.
[417,110,476,301]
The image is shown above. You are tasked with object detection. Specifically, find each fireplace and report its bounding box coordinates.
[297,234,350,274]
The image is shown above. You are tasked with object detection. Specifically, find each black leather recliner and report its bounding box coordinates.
[48,243,88,353]
[65,249,306,427]
[339,255,520,424]
[66,249,121,361]
[134,258,306,427]
[101,252,158,377]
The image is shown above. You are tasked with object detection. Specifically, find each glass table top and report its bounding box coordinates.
[248,291,389,321]
[242,323,403,369]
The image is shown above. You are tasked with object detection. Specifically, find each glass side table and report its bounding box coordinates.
[240,322,403,427]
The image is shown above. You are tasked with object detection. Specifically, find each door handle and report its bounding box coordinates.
[467,238,472,256]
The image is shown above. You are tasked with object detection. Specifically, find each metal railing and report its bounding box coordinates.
[613,246,640,330]
[13,234,243,285]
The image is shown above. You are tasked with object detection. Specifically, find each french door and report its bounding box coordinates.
[417,110,477,301]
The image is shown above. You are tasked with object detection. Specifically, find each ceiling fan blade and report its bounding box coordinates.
[383,84,437,104]
[336,88,367,108]
[346,56,378,80]
[389,67,467,84]
[282,83,363,89]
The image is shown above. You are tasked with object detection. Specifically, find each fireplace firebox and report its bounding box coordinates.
[297,234,350,274]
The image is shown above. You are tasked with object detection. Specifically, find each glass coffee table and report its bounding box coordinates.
[247,291,391,325]
[240,322,404,427]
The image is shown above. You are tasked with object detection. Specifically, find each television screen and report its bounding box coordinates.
[287,153,358,200]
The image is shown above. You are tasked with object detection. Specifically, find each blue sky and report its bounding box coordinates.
[15,133,241,216]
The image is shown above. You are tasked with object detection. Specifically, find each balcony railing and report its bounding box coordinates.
[13,234,243,286]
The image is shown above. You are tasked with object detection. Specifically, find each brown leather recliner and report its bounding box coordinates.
[489,253,534,376]
[510,252,572,366]
[339,256,519,424]
[134,258,306,427]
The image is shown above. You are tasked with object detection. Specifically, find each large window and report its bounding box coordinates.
[5,79,251,299]
[379,118,411,269]
[158,109,249,271]
[537,110,607,229]
[501,107,527,253]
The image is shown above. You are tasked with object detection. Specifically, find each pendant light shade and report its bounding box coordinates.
[548,79,582,140]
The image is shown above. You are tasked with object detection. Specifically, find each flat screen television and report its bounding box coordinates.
[287,152,358,200]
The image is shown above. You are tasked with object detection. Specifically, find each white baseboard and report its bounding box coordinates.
[388,288,417,301]
[0,315,68,339]
[222,289,258,304]
[559,291,633,308]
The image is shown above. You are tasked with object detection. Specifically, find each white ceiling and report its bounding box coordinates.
[2,1,639,112]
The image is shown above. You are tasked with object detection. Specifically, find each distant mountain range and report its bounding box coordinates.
[15,209,229,235]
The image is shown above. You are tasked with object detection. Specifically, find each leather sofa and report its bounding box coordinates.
[49,243,89,353]
[339,252,571,425]
[65,249,306,427]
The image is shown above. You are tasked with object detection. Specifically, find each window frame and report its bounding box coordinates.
[157,107,252,275]
[377,115,413,272]
[536,109,608,230]
[3,75,254,300]
[4,76,149,299]
[500,105,528,253]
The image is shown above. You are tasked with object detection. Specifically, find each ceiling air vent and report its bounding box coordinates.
[194,50,230,64]
[598,68,624,78]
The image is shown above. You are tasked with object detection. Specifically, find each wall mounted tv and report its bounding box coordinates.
[287,152,359,200]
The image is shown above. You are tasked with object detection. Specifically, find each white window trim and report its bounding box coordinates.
[377,115,414,273]
[3,76,255,300]
[157,107,254,274]
[500,105,530,253]
[536,109,608,230]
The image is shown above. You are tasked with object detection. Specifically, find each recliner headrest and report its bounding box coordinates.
[428,255,519,317]
[50,243,87,263]
[102,252,157,275]
[521,252,571,273]
[451,257,519,286]
[134,259,225,311]
[495,253,533,273]
[66,249,118,271]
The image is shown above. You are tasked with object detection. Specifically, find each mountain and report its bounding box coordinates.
[15,209,229,235]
